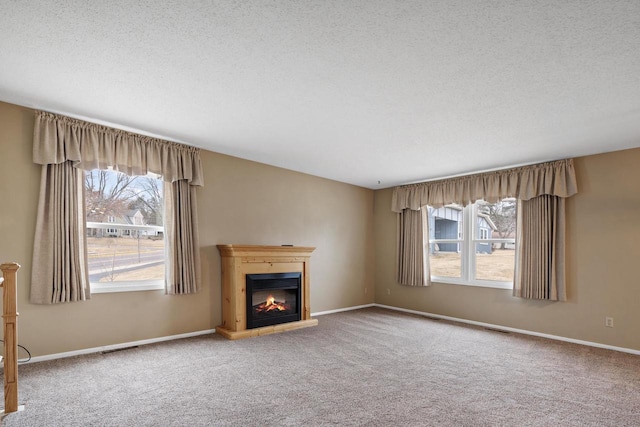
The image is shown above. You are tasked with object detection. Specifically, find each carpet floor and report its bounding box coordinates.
[2,307,639,426]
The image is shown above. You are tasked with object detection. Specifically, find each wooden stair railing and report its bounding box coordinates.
[0,262,20,414]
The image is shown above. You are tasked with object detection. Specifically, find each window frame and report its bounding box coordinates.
[84,169,166,294]
[428,201,516,290]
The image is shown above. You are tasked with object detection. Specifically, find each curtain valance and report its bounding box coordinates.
[33,111,203,186]
[391,159,577,212]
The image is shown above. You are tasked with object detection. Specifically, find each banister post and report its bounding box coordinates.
[0,262,20,414]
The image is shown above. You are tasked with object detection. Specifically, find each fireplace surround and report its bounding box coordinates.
[216,245,317,339]
[246,272,301,329]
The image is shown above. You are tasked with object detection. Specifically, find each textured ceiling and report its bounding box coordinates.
[1,1,639,189]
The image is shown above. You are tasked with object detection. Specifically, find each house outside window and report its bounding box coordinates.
[479,228,488,240]
[427,199,516,289]
[84,168,165,293]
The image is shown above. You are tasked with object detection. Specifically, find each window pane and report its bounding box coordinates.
[476,199,517,241]
[474,199,516,282]
[85,169,165,284]
[429,204,464,240]
[87,237,165,282]
[429,251,461,278]
[475,243,515,281]
[427,204,463,279]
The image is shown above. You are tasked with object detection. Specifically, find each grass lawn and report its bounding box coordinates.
[430,249,515,282]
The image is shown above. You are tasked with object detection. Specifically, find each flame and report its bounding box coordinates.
[255,295,289,313]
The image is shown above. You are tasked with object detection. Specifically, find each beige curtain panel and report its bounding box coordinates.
[30,161,90,304]
[31,111,204,303]
[165,180,200,295]
[396,208,430,287]
[514,196,567,301]
[391,159,577,211]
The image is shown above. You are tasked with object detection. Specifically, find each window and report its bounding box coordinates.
[427,199,516,288]
[84,168,165,293]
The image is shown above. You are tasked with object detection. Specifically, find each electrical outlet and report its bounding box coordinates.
[364,287,368,295]
[387,288,391,295]
[605,317,614,328]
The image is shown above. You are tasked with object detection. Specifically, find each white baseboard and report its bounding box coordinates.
[27,329,216,364]
[312,303,376,317]
[374,303,640,356]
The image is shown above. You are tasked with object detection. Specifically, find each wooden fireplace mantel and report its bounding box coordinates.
[216,245,318,339]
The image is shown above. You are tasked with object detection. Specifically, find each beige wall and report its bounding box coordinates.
[0,101,374,357]
[374,148,640,351]
[3,96,637,356]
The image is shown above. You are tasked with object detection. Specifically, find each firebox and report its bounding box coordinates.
[246,272,302,329]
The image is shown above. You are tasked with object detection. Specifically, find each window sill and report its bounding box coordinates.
[430,277,513,290]
[91,280,164,294]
